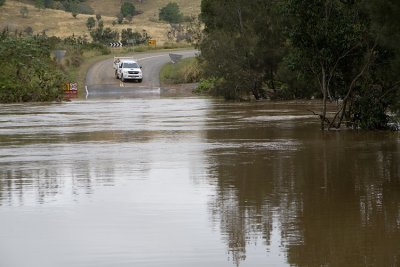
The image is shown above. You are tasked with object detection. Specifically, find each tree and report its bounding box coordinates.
[24,26,33,35]
[159,2,183,24]
[283,0,373,130]
[90,21,119,45]
[0,0,5,7]
[70,0,79,18]
[364,0,400,119]
[20,6,29,18]
[116,13,124,24]
[0,34,65,103]
[44,0,53,8]
[120,2,135,18]
[35,0,45,10]
[86,17,96,31]
[120,28,150,46]
[199,0,285,100]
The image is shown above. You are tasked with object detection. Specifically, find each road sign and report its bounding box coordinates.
[148,39,156,46]
[110,41,123,47]
[64,82,78,99]
[169,53,183,64]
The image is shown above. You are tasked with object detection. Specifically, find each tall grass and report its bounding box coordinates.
[159,57,201,85]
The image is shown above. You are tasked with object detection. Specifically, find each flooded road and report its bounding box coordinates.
[0,98,399,266]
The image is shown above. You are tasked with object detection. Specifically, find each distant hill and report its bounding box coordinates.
[0,0,201,44]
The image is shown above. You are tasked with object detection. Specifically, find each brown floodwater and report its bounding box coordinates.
[0,98,399,267]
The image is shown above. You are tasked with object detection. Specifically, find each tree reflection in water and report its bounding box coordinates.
[205,107,400,266]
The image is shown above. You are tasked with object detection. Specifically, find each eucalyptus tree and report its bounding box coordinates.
[284,0,400,130]
[199,0,285,100]
[364,0,400,120]
[284,0,374,129]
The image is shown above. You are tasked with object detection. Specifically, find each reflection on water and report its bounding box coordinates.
[0,99,399,266]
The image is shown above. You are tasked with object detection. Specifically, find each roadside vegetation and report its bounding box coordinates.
[160,57,201,85]
[0,32,65,102]
[0,0,199,102]
[198,0,400,130]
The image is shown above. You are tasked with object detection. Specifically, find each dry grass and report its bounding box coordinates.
[0,0,201,43]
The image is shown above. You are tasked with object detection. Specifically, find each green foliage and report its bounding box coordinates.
[86,17,96,31]
[199,0,399,129]
[35,0,45,10]
[194,78,218,95]
[89,20,119,45]
[24,26,33,35]
[351,86,390,130]
[45,0,54,8]
[0,34,65,103]
[120,28,150,46]
[116,13,124,24]
[58,0,94,15]
[283,0,399,129]
[160,58,201,84]
[159,2,183,24]
[0,0,5,7]
[200,0,285,100]
[120,2,135,18]
[20,6,29,18]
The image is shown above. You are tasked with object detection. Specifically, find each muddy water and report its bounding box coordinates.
[0,98,399,267]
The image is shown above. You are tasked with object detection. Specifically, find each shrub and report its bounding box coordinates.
[159,2,183,23]
[120,2,135,18]
[20,6,29,18]
[194,78,217,95]
[86,17,96,31]
[0,35,65,103]
[120,28,150,46]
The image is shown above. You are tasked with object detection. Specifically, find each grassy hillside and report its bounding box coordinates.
[0,0,201,44]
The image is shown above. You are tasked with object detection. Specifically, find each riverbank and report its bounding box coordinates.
[159,57,200,97]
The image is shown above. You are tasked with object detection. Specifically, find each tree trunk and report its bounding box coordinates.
[321,66,327,130]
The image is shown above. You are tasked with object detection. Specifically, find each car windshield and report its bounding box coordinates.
[123,62,139,68]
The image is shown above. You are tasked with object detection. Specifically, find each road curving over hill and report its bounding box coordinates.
[85,49,197,99]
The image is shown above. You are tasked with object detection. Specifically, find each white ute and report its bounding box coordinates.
[113,56,143,83]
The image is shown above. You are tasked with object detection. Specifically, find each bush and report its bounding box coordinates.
[120,28,150,46]
[160,57,201,84]
[86,17,96,31]
[20,6,29,18]
[121,2,135,18]
[0,0,5,7]
[0,35,65,103]
[194,78,217,95]
[159,2,183,23]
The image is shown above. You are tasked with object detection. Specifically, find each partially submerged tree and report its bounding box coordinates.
[284,0,399,130]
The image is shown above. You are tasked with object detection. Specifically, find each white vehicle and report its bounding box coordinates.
[113,57,143,83]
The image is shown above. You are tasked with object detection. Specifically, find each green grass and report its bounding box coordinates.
[159,57,201,85]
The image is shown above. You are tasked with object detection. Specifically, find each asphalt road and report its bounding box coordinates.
[85,49,197,98]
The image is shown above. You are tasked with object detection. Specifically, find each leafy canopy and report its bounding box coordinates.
[159,2,183,24]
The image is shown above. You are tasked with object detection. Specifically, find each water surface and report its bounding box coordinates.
[0,98,399,266]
